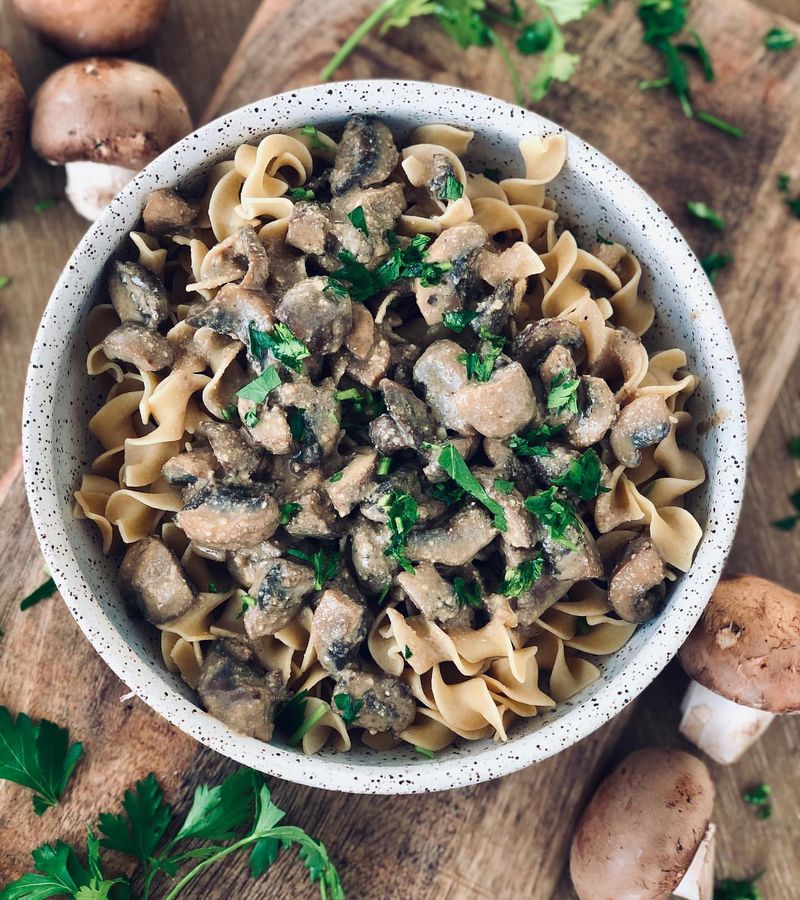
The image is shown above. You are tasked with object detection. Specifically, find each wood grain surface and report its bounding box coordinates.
[1,0,800,897]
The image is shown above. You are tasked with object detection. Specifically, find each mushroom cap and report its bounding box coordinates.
[678,574,800,714]
[0,49,27,190]
[31,58,191,169]
[570,748,714,900]
[12,0,168,56]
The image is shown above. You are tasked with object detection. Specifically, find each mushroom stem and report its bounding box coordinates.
[64,160,138,220]
[679,680,775,765]
[674,822,716,900]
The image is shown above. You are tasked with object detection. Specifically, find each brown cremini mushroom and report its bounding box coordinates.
[678,574,800,765]
[31,58,191,220]
[12,0,168,56]
[0,50,27,190]
[570,748,716,900]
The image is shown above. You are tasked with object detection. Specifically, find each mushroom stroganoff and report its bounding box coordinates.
[74,117,705,755]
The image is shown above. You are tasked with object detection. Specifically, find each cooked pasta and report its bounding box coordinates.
[74,116,704,756]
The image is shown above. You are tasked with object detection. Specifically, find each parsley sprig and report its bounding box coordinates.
[236,365,282,410]
[550,449,610,501]
[249,323,310,373]
[546,370,580,415]
[20,576,58,611]
[459,328,506,382]
[286,548,341,590]
[509,423,563,457]
[452,576,482,608]
[380,490,419,572]
[765,26,797,51]
[524,486,579,547]
[498,556,544,597]
[437,444,508,531]
[701,252,732,284]
[333,693,364,725]
[442,309,478,333]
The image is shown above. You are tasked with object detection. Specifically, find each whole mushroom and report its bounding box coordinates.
[570,748,716,900]
[678,574,800,765]
[12,0,168,56]
[31,58,191,220]
[0,50,27,190]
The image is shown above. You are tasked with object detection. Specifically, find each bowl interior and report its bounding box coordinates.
[22,81,746,793]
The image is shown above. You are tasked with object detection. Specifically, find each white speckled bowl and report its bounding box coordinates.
[23,81,747,794]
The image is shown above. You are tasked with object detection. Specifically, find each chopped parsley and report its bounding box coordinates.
[459,328,506,382]
[778,173,791,193]
[329,250,377,302]
[701,252,732,284]
[327,470,344,483]
[437,444,507,532]
[235,365,281,405]
[380,490,418,573]
[524,486,579,548]
[403,645,413,660]
[286,408,307,443]
[287,186,315,201]
[595,230,614,245]
[575,616,591,635]
[324,276,349,297]
[415,746,436,759]
[743,783,772,819]
[376,456,392,477]
[772,489,800,531]
[337,386,385,433]
[765,26,797,51]
[207,582,221,593]
[714,875,764,900]
[687,200,726,231]
[286,547,341,590]
[299,124,327,151]
[430,479,467,506]
[551,449,610,501]
[452,576,482,608]
[695,111,743,138]
[279,501,302,526]
[347,205,369,235]
[442,309,478,334]
[546,370,581,415]
[0,275,10,290]
[439,174,464,201]
[243,408,260,427]
[677,29,714,81]
[333,693,364,725]
[237,594,257,618]
[33,198,56,213]
[249,322,310,373]
[509,423,563,457]
[498,556,544,598]
[20,576,58,610]
[219,404,237,422]
[493,478,515,494]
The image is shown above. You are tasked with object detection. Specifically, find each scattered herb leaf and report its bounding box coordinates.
[33,198,56,213]
[415,746,435,759]
[288,187,315,201]
[338,386,385,433]
[327,470,344,483]
[695,111,743,138]
[452,576,482,608]
[288,407,307,442]
[207,582,221,593]
[0,276,11,290]
[517,19,553,54]
[509,423,563,457]
[430,479,467,506]
[442,309,478,334]
[524,486,579,547]
[764,26,797,51]
[687,200,726,230]
[439,173,464,201]
[777,173,791,193]
[380,490,418,573]
[333,694,363,726]
[243,408,260,428]
[324,276,349,297]
[286,548,341,591]
[595,230,614,245]
[678,28,714,81]
[701,252,732,284]
[376,456,392,476]
[220,404,237,422]
[20,577,58,611]
[237,594,257,618]
[403,645,413,660]
[546,370,580,415]
[236,365,281,404]
[493,478,515,494]
[347,205,369,236]
[459,327,506,382]
[714,874,763,900]
[498,556,544,597]
[437,444,507,532]
[299,124,327,152]
[249,323,310,373]
[551,449,610,500]
[279,502,302,527]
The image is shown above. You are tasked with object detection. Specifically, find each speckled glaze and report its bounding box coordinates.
[22,81,747,794]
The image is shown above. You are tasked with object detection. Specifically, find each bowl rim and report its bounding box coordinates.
[22,79,747,794]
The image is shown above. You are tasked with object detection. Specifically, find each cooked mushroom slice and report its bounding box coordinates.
[607,535,666,623]
[679,575,800,764]
[276,276,352,355]
[310,588,370,674]
[511,318,584,370]
[453,363,536,439]
[244,405,293,455]
[346,331,392,389]
[517,573,573,626]
[541,519,603,583]
[368,414,409,456]
[333,667,416,734]
[275,378,340,460]
[197,643,288,741]
[119,535,195,625]
[201,421,263,480]
[345,304,376,359]
[325,448,378,517]
[243,558,316,638]
[226,540,283,590]
[379,378,442,447]
[469,279,519,336]
[177,482,280,550]
[360,467,446,526]
[108,260,169,328]
[609,395,672,467]
[142,187,200,236]
[590,326,647,401]
[0,51,27,190]
[285,201,332,258]
[330,183,407,267]
[412,340,474,435]
[101,322,173,372]
[329,115,399,196]
[405,504,497,567]
[415,223,488,325]
[539,343,577,389]
[186,282,276,347]
[396,561,464,625]
[482,438,537,495]
[349,515,400,591]
[473,470,536,548]
[162,449,219,486]
[282,479,340,540]
[199,225,269,291]
[262,235,308,295]
[527,444,581,484]
[565,376,618,449]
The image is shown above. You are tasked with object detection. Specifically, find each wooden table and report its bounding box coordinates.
[1,1,799,897]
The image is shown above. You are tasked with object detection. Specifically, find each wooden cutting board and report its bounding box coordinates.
[2,0,800,897]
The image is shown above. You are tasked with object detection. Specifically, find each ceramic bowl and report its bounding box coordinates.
[22,80,747,794]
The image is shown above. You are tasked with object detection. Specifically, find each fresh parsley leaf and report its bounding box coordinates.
[286,548,341,590]
[439,174,464,201]
[459,327,506,382]
[175,768,261,843]
[695,111,743,138]
[243,409,260,428]
[595,230,614,245]
[442,309,478,333]
[777,173,791,193]
[98,773,172,863]
[517,19,553,54]
[337,386,385,433]
[237,594,257,618]
[324,277,349,297]
[207,582,221,593]
[743,783,771,806]
[380,490,418,572]
[498,556,544,597]
[275,691,310,737]
[437,443,507,531]
[678,29,714,81]
[701,252,732,284]
[493,478,515,494]
[509,423,563,457]
[786,196,800,218]
[546,370,580,415]
[299,124,327,152]
[765,26,797,51]
[638,0,688,45]
[330,250,378,302]
[287,187,315,201]
[219,404,237,422]
[1,840,92,899]
[333,693,363,725]
[789,435,800,459]
[288,407,307,442]
[773,514,799,531]
[279,502,302,526]
[0,707,83,816]
[524,486,579,547]
[235,366,281,404]
[403,645,413,659]
[347,205,369,235]
[687,200,726,230]
[714,875,763,900]
[452,576,482,608]
[375,232,452,288]
[0,275,11,290]
[327,470,344,483]
[249,323,310,373]
[377,456,392,476]
[33,198,56,213]
[20,577,58,611]
[551,449,610,500]
[415,746,435,759]
[430,479,467,506]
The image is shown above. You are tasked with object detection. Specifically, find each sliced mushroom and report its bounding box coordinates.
[379,378,442,447]
[186,283,276,347]
[0,50,27,190]
[226,540,283,590]
[161,449,219,486]
[423,434,481,484]
[324,448,378,517]
[368,414,409,456]
[412,339,474,435]
[527,444,581,484]
[201,421,263,480]
[482,438,537,496]
[330,115,399,196]
[511,318,584,370]
[276,276,352,355]
[197,643,288,741]
[405,504,497,567]
[285,201,332,258]
[282,479,340,540]
[541,518,603,582]
[143,187,200,236]
[333,667,416,734]
[474,470,537,548]
[108,260,169,328]
[310,588,370,674]
[330,182,407,267]
[102,322,173,371]
[359,467,446,526]
[610,395,672,467]
[274,377,340,461]
[262,235,308,294]
[177,482,280,550]
[345,304,376,360]
[415,223,488,325]
[608,535,666,623]
[349,515,400,591]
[565,376,618,448]
[199,225,269,291]
[346,331,392,388]
[590,326,647,401]
[469,279,520,336]
[119,535,195,625]
[453,362,536,439]
[243,558,316,638]
[396,561,464,625]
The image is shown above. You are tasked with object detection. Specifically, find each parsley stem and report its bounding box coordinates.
[320,0,398,80]
[487,26,525,106]
[696,110,743,138]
